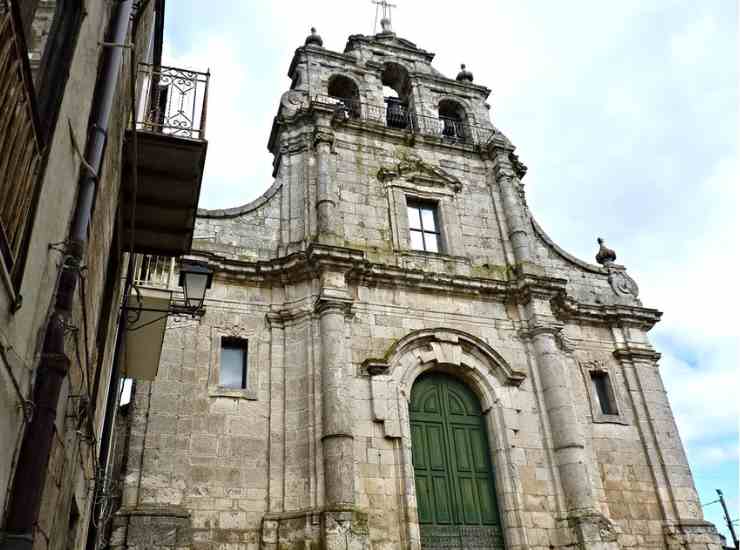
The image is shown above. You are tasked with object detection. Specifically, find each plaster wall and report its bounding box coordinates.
[0,3,155,549]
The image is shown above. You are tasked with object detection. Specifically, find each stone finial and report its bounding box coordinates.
[305,27,323,47]
[380,16,394,34]
[595,237,616,266]
[456,64,474,83]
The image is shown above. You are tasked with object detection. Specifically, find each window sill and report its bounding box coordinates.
[398,249,472,273]
[592,413,628,425]
[400,249,469,262]
[208,385,257,400]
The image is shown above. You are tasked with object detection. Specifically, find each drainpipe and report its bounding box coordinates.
[1,2,134,549]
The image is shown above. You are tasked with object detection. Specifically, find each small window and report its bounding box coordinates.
[220,338,248,389]
[590,371,618,415]
[407,200,441,253]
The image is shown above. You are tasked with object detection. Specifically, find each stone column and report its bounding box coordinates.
[316,299,354,507]
[314,126,336,244]
[491,150,532,265]
[525,313,619,550]
[530,326,593,512]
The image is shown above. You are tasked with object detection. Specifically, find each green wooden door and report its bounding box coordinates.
[410,372,505,549]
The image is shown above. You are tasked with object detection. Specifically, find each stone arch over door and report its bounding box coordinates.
[364,328,529,550]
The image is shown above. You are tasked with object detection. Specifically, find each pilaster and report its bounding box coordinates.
[313,112,338,246]
[489,144,533,267]
[266,311,287,513]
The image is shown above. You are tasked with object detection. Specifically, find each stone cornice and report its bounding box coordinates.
[552,294,662,330]
[613,346,662,363]
[287,46,360,82]
[266,307,313,328]
[185,246,663,330]
[345,33,436,62]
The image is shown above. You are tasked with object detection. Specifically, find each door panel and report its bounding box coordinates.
[427,424,447,471]
[453,427,472,472]
[410,372,504,549]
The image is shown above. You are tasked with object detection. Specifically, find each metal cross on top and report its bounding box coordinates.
[373,0,397,33]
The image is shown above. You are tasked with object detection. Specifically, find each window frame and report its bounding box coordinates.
[580,359,628,425]
[590,370,618,415]
[406,199,443,254]
[209,327,259,400]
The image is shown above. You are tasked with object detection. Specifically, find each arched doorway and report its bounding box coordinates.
[410,372,505,549]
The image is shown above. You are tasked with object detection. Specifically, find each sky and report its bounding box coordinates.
[163,0,738,539]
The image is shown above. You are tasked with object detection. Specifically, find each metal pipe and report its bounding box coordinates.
[1,2,134,548]
[70,0,134,246]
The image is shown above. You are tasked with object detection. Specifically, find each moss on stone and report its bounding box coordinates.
[470,263,510,280]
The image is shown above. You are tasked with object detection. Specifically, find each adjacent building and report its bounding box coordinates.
[0,1,207,548]
[110,21,723,550]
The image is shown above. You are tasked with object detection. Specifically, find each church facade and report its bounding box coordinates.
[111,25,722,550]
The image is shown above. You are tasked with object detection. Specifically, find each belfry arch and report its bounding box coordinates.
[365,328,528,550]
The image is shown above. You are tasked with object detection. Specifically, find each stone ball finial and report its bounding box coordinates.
[595,237,617,266]
[305,27,323,47]
[456,64,474,83]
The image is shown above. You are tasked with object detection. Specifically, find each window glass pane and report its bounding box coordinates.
[420,208,437,232]
[408,206,422,230]
[221,346,245,388]
[410,230,425,251]
[424,232,439,253]
[591,372,616,415]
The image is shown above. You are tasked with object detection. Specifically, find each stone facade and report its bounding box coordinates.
[114,28,722,550]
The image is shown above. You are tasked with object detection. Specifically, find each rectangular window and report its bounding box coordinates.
[407,200,441,253]
[220,338,248,389]
[590,371,618,415]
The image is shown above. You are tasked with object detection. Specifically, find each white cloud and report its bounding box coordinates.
[660,342,738,445]
[689,444,740,467]
[671,15,718,66]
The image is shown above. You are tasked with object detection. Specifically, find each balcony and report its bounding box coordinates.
[133,253,177,289]
[312,94,495,146]
[122,63,210,257]
[0,1,43,278]
[125,254,177,380]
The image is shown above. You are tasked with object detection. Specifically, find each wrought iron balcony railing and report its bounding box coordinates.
[136,63,209,140]
[311,94,495,146]
[0,0,43,274]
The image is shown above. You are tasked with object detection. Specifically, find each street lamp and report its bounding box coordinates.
[122,258,214,381]
[178,259,213,311]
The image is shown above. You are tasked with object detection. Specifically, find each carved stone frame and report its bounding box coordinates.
[579,359,628,425]
[380,158,465,258]
[365,328,528,550]
[208,325,259,400]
